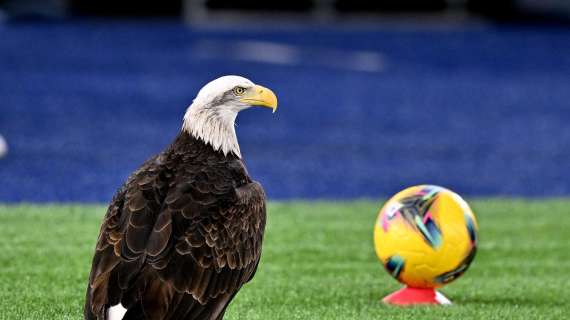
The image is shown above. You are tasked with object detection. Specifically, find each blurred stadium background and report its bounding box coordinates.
[0,1,569,202]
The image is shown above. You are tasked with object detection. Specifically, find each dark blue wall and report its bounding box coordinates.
[1,21,569,202]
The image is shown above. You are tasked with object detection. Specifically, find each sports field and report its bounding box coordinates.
[1,200,568,320]
[1,17,569,320]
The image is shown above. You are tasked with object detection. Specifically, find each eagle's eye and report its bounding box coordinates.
[232,86,246,96]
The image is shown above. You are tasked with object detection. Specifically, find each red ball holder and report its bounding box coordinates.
[382,286,452,305]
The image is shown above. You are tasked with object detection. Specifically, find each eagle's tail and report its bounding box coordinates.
[107,303,128,320]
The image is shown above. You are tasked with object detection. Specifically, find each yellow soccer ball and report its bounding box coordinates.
[374,185,478,288]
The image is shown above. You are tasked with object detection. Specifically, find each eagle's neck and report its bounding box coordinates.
[182,106,241,158]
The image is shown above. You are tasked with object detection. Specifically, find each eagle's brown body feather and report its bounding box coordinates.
[84,132,266,320]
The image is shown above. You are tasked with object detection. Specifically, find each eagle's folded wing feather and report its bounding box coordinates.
[86,155,266,319]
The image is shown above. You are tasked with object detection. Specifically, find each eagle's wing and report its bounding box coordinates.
[85,156,266,320]
[85,155,172,319]
[145,172,266,319]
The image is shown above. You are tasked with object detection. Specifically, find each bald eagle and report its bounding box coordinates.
[84,76,278,320]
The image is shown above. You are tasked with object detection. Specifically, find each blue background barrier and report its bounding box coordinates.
[1,21,569,201]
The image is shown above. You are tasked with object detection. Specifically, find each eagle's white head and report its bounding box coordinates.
[182,75,278,158]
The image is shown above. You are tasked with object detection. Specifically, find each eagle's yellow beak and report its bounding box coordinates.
[240,85,278,113]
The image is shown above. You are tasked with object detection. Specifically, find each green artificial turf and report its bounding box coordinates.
[1,200,569,319]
